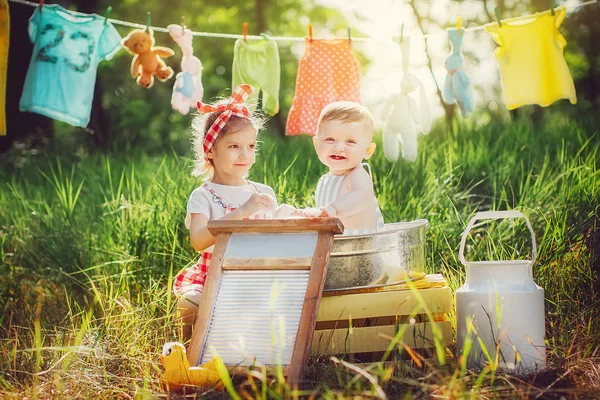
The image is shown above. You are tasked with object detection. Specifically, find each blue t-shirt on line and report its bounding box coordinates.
[19,4,122,127]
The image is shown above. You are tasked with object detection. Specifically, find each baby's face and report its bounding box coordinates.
[313,120,375,175]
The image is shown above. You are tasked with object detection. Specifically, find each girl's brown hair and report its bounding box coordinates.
[191,104,265,178]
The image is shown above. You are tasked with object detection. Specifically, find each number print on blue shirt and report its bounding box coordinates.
[36,24,64,64]
[67,31,94,72]
[35,24,94,73]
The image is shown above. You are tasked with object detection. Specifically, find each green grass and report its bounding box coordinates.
[0,114,599,398]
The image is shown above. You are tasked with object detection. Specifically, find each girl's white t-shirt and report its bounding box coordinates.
[186,180,277,229]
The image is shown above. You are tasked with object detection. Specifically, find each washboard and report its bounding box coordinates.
[187,218,343,383]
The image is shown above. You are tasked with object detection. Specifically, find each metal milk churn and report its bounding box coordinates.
[456,210,546,373]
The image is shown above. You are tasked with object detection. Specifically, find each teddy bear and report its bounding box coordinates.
[167,24,204,115]
[121,28,175,88]
[443,28,475,117]
[381,37,431,162]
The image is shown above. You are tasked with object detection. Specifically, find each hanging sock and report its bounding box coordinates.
[286,38,361,136]
[19,4,122,127]
[443,28,475,117]
[168,24,203,115]
[0,0,8,136]
[381,37,431,162]
[232,34,280,116]
[485,7,576,110]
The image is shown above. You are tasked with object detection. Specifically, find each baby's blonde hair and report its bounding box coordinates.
[191,105,265,179]
[317,101,374,138]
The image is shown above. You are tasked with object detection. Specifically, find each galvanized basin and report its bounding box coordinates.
[324,219,428,290]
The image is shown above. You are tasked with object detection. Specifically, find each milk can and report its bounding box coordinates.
[456,210,546,373]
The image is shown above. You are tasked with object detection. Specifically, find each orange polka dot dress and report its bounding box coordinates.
[286,39,361,136]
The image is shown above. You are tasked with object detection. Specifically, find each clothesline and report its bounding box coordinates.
[7,0,600,42]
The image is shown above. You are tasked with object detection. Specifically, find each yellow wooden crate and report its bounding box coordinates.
[311,274,452,357]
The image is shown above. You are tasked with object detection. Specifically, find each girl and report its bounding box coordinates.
[174,84,277,341]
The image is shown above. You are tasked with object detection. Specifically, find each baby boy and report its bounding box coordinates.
[312,101,384,235]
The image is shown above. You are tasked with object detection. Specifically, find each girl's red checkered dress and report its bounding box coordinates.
[173,183,267,295]
[173,251,212,294]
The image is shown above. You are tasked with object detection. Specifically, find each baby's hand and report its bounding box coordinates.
[301,207,325,218]
[239,193,276,218]
[274,205,326,219]
[319,205,336,217]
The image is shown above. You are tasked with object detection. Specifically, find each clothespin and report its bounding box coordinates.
[243,22,248,42]
[104,6,112,25]
[456,16,463,36]
[181,16,185,35]
[39,0,44,13]
[308,24,313,42]
[347,26,352,45]
[495,7,502,27]
[145,11,151,32]
[550,0,556,15]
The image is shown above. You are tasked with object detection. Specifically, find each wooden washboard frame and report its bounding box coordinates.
[187,218,343,384]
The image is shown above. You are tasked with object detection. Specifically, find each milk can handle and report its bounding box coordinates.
[458,210,537,266]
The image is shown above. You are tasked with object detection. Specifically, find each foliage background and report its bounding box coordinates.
[0,0,599,398]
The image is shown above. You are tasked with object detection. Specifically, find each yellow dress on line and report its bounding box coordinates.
[0,0,9,136]
[485,6,576,110]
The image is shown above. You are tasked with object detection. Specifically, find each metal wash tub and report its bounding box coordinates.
[324,219,429,290]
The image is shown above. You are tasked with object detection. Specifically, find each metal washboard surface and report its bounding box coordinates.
[200,269,310,366]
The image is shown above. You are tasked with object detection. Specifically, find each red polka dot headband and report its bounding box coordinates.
[196,84,254,159]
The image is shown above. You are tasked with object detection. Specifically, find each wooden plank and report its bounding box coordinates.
[287,231,335,384]
[315,314,436,330]
[207,218,344,235]
[222,257,312,270]
[322,274,446,296]
[310,321,453,355]
[187,232,231,366]
[317,278,452,322]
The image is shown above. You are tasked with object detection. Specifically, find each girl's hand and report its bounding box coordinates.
[275,204,299,219]
[239,193,276,218]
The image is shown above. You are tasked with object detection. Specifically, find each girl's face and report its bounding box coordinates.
[207,123,257,185]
